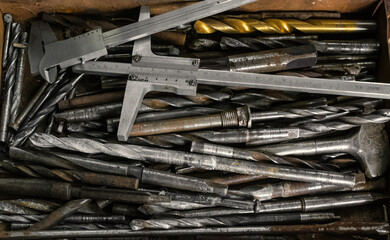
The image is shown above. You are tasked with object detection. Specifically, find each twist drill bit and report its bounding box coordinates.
[0,199,60,215]
[190,141,336,170]
[12,222,130,230]
[3,222,389,238]
[30,133,359,187]
[0,23,21,143]
[229,177,384,201]
[58,91,124,111]
[40,150,228,195]
[2,14,12,68]
[130,212,339,230]
[0,160,139,190]
[10,32,28,123]
[171,192,386,218]
[194,19,377,34]
[0,178,169,203]
[200,45,317,73]
[216,37,380,55]
[11,73,85,146]
[28,199,92,231]
[0,214,126,223]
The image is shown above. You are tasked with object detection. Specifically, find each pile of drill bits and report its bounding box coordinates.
[0,8,389,240]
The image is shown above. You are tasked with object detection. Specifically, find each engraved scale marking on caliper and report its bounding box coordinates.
[117,6,198,141]
[34,0,256,83]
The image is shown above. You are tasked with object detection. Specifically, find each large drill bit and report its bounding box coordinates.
[130,212,339,230]
[194,19,376,34]
[0,199,60,215]
[0,23,20,143]
[0,160,139,190]
[2,14,12,68]
[12,147,228,195]
[171,192,386,218]
[10,32,28,123]
[30,133,359,187]
[11,73,85,146]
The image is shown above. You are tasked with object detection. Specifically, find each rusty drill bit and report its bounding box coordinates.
[229,177,384,201]
[0,214,126,223]
[0,160,139,189]
[10,32,28,123]
[129,106,251,137]
[30,133,359,188]
[130,212,339,230]
[0,199,60,215]
[58,91,125,111]
[28,199,92,231]
[194,19,376,34]
[0,178,169,203]
[0,22,21,143]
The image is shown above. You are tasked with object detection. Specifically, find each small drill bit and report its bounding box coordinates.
[10,32,28,123]
[0,23,21,143]
[30,133,359,187]
[2,14,12,68]
[11,73,85,146]
[0,214,126,223]
[130,212,339,230]
[194,19,376,34]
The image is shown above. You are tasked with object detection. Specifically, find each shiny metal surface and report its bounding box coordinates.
[2,14,12,68]
[194,19,377,34]
[257,123,390,178]
[30,133,358,187]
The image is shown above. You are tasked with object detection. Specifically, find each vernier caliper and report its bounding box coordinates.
[29,0,256,83]
[73,7,390,141]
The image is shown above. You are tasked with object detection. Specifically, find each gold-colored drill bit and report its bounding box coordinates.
[194,19,376,34]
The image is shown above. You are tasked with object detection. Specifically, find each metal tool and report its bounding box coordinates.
[194,18,377,34]
[28,199,91,231]
[30,133,360,187]
[30,0,255,82]
[0,214,126,224]
[10,32,28,123]
[200,45,317,73]
[257,123,389,178]
[0,178,169,203]
[2,14,12,68]
[2,222,388,239]
[0,23,21,143]
[130,212,339,230]
[42,150,228,195]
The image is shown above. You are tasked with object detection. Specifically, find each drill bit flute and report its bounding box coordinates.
[30,133,360,188]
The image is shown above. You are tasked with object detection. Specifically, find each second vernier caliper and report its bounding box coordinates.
[73,7,390,141]
[30,0,256,83]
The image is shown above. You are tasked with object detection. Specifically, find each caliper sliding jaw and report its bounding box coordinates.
[117,6,199,141]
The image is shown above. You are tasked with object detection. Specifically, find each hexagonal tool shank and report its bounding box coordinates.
[35,0,256,82]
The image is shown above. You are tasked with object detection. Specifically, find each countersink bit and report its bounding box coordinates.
[130,212,339,230]
[2,222,388,238]
[194,19,377,34]
[51,151,228,195]
[30,133,360,188]
[27,199,92,231]
[10,32,28,123]
[0,160,140,189]
[11,73,84,146]
[200,45,317,73]
[0,22,21,144]
[129,106,252,137]
[171,192,386,218]
[0,178,170,203]
[2,14,12,68]
[256,123,390,178]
